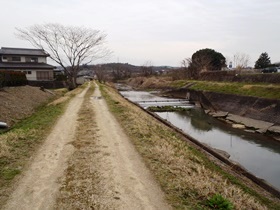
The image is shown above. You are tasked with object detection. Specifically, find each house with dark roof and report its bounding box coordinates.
[0,47,54,81]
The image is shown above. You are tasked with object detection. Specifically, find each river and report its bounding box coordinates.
[120,90,280,191]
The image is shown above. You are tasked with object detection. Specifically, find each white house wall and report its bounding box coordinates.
[38,57,46,63]
[13,69,53,81]
[26,71,37,81]
[1,56,47,63]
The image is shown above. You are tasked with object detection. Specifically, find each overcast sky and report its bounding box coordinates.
[1,0,279,66]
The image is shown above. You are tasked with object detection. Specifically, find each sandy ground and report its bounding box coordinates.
[4,83,170,209]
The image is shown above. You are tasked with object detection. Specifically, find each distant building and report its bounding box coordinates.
[229,61,233,69]
[0,47,55,81]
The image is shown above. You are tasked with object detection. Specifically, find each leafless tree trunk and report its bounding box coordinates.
[141,61,153,77]
[233,53,250,70]
[191,54,213,72]
[181,58,204,79]
[94,65,107,83]
[16,23,111,89]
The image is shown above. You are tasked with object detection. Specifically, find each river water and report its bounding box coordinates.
[120,90,280,191]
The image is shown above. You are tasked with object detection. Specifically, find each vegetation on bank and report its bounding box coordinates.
[100,83,280,209]
[188,80,280,99]
[0,85,86,206]
[127,76,280,100]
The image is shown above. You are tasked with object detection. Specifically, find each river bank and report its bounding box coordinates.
[164,88,280,140]
[104,83,280,209]
[123,77,280,140]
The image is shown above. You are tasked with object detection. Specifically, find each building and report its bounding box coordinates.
[0,47,54,81]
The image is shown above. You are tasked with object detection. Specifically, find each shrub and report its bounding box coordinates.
[205,194,234,210]
[0,71,28,87]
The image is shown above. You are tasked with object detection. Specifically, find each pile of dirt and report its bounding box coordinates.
[0,86,54,127]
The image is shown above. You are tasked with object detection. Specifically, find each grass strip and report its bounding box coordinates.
[187,80,280,99]
[100,83,280,210]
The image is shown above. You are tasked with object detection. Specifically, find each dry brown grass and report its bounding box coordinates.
[48,85,87,106]
[0,129,37,158]
[101,84,278,209]
[48,96,70,106]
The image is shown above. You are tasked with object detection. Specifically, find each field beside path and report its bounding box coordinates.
[100,83,280,209]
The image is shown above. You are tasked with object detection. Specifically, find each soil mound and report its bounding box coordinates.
[0,85,54,127]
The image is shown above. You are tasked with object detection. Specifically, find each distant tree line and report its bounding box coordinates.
[181,48,278,79]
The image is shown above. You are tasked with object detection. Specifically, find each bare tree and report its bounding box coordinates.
[191,54,213,72]
[16,23,110,89]
[111,64,131,81]
[141,61,153,76]
[233,53,250,70]
[181,58,197,79]
[181,56,211,79]
[94,65,107,83]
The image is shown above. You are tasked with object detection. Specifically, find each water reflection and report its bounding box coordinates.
[156,110,280,190]
[176,109,213,132]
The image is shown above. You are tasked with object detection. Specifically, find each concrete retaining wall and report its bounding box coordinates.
[166,88,280,125]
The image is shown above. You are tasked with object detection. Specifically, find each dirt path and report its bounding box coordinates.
[3,87,88,210]
[4,83,170,209]
[88,84,170,209]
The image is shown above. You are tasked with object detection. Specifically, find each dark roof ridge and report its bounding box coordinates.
[1,47,43,51]
[0,47,49,56]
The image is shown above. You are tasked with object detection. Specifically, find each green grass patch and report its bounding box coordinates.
[169,80,188,88]
[188,80,280,99]
[1,168,21,180]
[205,194,234,210]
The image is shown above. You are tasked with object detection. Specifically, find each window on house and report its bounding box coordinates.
[27,71,32,74]
[37,71,53,80]
[12,57,21,62]
[2,56,7,60]
[30,57,38,62]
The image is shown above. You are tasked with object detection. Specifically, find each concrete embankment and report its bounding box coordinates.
[165,88,280,137]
